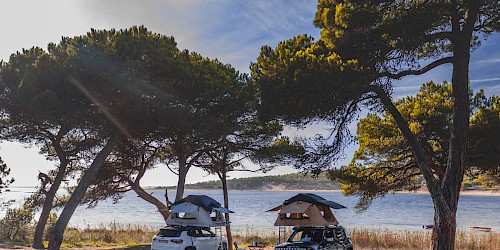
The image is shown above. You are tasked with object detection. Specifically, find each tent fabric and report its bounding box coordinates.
[270,193,344,227]
[273,201,339,226]
[172,195,223,213]
[267,205,283,212]
[278,201,311,213]
[170,202,199,213]
[167,195,232,227]
[213,207,234,214]
[283,193,346,209]
[167,207,214,227]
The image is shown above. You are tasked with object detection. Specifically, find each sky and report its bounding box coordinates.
[0,0,499,187]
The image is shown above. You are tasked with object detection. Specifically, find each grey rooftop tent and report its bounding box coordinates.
[167,195,233,227]
[267,193,346,227]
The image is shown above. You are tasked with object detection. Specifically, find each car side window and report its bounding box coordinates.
[201,229,215,237]
[188,229,201,237]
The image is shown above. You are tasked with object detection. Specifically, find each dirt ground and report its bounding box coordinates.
[0,243,151,250]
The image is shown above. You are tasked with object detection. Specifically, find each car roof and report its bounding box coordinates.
[161,225,210,231]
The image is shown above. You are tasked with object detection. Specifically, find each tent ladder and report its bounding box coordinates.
[278,226,287,244]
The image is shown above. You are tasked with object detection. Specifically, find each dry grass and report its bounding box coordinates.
[231,226,499,249]
[350,228,500,250]
[60,223,157,248]
[231,227,280,247]
[3,223,498,249]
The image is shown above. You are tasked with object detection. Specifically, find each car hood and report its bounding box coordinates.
[276,241,319,248]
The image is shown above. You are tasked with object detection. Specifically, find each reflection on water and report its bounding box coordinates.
[2,188,499,232]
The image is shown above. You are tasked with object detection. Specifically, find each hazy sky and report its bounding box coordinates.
[1,0,499,187]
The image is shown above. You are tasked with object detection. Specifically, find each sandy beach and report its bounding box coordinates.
[260,185,500,196]
[396,189,500,196]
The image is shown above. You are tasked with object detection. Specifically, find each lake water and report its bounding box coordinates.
[2,187,499,233]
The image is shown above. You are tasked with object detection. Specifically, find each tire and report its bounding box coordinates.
[217,242,228,250]
[185,247,196,250]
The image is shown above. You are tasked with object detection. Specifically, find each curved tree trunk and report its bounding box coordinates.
[48,134,119,250]
[374,2,478,248]
[129,182,170,221]
[175,158,188,201]
[33,133,70,249]
[32,160,68,249]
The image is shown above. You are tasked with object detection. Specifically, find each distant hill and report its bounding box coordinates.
[153,173,340,191]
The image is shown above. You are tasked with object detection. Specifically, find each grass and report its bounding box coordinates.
[231,227,499,249]
[349,228,499,250]
[2,223,499,249]
[58,223,157,248]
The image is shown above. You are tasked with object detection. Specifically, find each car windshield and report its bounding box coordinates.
[157,228,182,237]
[288,228,323,243]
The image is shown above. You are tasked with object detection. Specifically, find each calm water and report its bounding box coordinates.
[2,187,499,232]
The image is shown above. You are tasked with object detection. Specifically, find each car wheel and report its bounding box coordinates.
[220,243,227,250]
[185,247,196,250]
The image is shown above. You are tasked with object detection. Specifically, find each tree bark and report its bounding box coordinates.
[373,86,440,194]
[47,133,120,250]
[431,196,457,250]
[430,2,478,249]
[129,181,170,221]
[175,155,188,201]
[221,168,233,250]
[32,159,68,249]
[33,134,70,249]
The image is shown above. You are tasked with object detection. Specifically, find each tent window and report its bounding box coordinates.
[280,213,308,220]
[176,212,196,219]
[210,211,224,222]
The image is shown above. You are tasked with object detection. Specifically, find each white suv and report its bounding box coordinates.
[151,226,228,250]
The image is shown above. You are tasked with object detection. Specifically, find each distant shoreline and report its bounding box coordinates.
[147,186,500,196]
[260,188,500,196]
[395,189,500,197]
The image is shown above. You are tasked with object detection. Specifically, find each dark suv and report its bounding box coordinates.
[274,226,353,250]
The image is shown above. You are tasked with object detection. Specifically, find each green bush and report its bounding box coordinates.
[44,212,59,241]
[0,207,34,240]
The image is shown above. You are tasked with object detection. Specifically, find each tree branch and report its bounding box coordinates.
[380,57,453,79]
[370,85,441,194]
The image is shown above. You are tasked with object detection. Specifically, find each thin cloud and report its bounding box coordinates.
[476,58,500,64]
[470,77,500,83]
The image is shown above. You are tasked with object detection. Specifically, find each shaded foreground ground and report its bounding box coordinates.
[1,227,498,249]
[0,243,152,250]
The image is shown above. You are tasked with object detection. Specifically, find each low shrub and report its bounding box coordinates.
[0,207,33,240]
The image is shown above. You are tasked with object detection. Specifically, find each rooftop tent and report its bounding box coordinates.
[267,193,346,227]
[167,195,233,227]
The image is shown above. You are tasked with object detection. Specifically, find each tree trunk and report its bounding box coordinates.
[175,158,188,201]
[48,134,119,250]
[429,2,478,249]
[221,169,233,250]
[431,197,457,250]
[32,159,68,249]
[129,182,170,221]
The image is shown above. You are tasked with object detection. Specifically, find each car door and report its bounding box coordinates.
[199,229,217,249]
[323,229,340,249]
[188,228,216,250]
